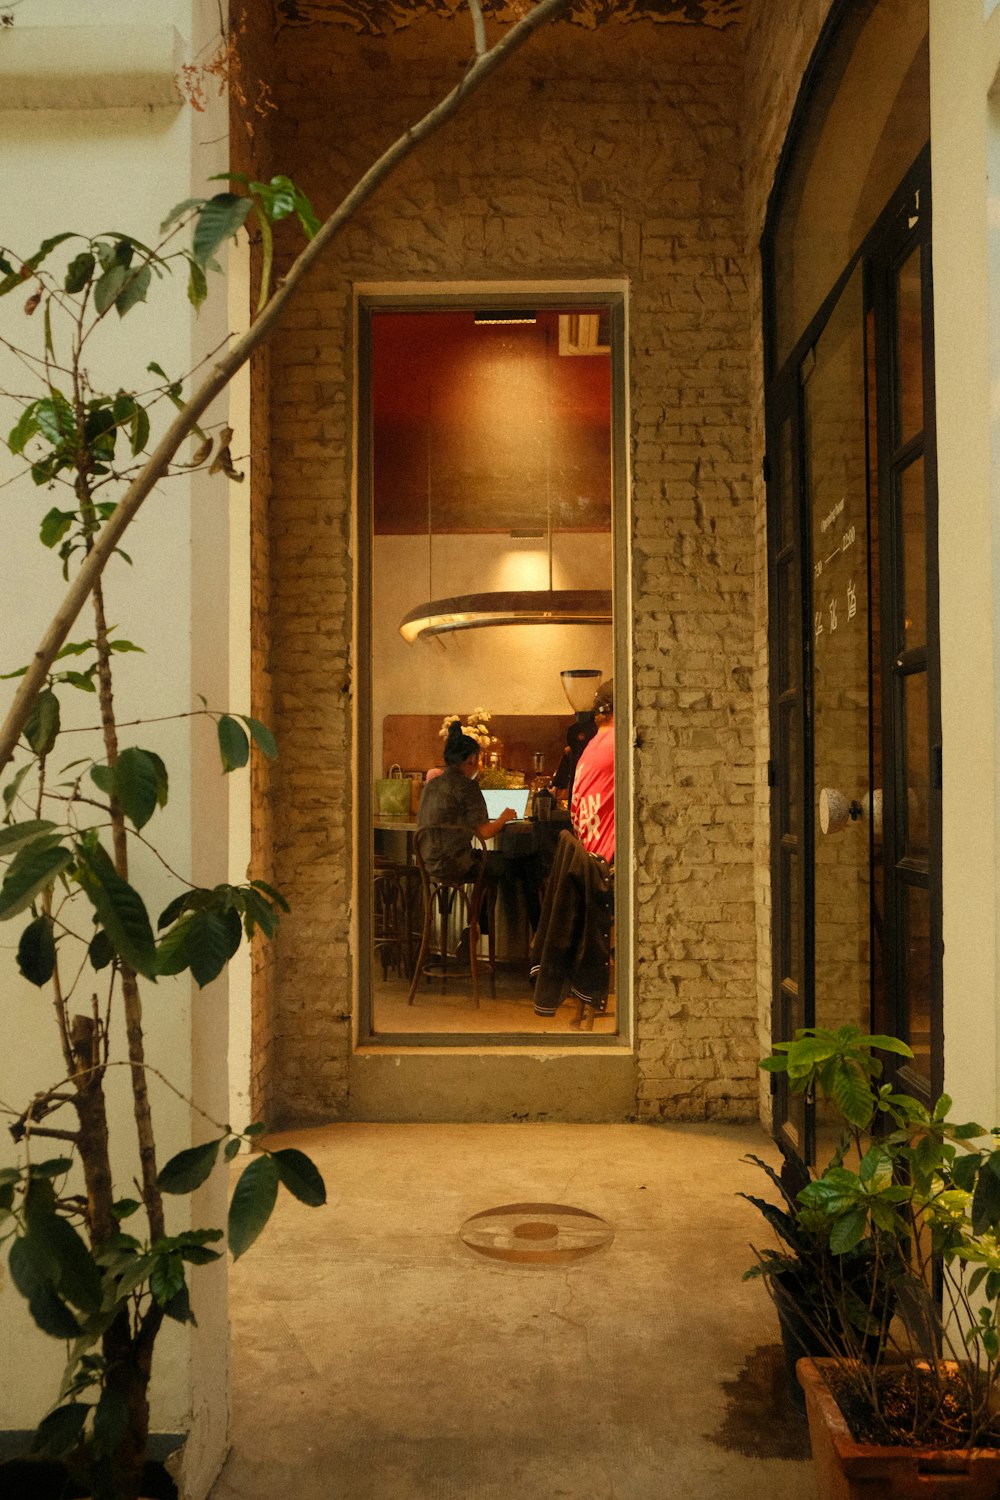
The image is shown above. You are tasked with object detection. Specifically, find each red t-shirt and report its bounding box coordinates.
[571,726,615,863]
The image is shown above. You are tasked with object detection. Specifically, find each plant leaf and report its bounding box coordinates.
[114,747,160,830]
[93,262,126,315]
[8,1238,81,1338]
[0,843,72,921]
[89,764,115,797]
[64,251,96,294]
[831,1061,875,1128]
[24,1210,102,1313]
[155,917,192,976]
[17,914,56,986]
[0,819,58,855]
[273,1148,326,1207]
[241,715,278,759]
[186,909,239,987]
[157,1138,222,1195]
[193,194,252,266]
[217,714,249,773]
[187,257,208,310]
[228,1154,279,1259]
[33,1402,89,1457]
[829,1206,869,1255]
[973,1154,1000,1234]
[115,262,151,317]
[40,507,76,548]
[88,929,115,971]
[74,842,157,978]
[250,878,290,912]
[150,1251,186,1309]
[24,688,60,757]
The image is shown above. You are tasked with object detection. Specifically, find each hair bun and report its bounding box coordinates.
[445,718,464,740]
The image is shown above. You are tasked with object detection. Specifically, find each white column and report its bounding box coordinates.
[930,0,1000,1124]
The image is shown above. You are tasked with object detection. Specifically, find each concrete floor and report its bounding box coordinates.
[210,1122,818,1500]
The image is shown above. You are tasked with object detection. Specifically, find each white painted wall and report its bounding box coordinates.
[929,0,1000,1126]
[0,7,232,1495]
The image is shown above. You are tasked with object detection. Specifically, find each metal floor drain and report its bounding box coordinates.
[460,1201,613,1263]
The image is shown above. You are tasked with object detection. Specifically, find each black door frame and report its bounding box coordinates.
[764,144,942,1156]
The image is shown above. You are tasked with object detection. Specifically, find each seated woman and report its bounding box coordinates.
[417,721,517,885]
[416,721,542,957]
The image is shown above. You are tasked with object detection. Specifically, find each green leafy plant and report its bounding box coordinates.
[0,186,331,1500]
[747,1025,1000,1448]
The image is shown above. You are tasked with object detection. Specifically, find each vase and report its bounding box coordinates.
[797,1357,1000,1499]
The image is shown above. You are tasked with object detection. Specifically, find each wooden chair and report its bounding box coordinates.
[373,864,423,980]
[407,826,496,1007]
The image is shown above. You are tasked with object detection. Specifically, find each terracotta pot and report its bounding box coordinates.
[798,1358,1000,1498]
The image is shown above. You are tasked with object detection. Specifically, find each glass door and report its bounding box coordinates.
[767,151,941,1156]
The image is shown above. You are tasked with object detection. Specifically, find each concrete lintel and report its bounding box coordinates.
[0,27,183,110]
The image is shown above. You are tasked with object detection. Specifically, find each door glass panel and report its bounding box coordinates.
[900,456,926,649]
[902,881,932,1085]
[780,848,801,982]
[772,0,929,366]
[896,244,923,443]
[903,670,929,858]
[805,265,870,1083]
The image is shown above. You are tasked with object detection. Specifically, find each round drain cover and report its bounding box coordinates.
[460,1201,613,1263]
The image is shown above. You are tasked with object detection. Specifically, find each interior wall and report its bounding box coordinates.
[255,11,757,1124]
[373,533,612,782]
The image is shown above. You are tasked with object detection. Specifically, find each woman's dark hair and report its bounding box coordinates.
[443,719,481,766]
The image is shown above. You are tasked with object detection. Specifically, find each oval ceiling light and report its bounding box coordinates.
[399,589,612,644]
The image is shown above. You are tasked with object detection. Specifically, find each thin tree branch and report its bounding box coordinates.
[0,0,571,776]
[468,0,487,57]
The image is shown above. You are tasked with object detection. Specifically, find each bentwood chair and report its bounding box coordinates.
[407,826,496,1008]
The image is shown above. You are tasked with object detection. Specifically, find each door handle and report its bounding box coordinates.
[818,787,863,835]
[818,787,883,838]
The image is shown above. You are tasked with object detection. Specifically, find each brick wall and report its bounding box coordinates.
[252,11,762,1123]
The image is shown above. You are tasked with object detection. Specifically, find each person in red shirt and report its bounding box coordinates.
[570,680,614,862]
[530,680,615,1018]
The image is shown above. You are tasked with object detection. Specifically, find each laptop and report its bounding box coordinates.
[481,787,530,821]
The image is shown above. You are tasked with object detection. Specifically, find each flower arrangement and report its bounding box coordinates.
[438,709,492,750]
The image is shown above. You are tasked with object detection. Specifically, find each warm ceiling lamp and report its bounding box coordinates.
[473,309,537,324]
[399,589,612,644]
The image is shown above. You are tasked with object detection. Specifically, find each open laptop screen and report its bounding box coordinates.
[481,787,530,820]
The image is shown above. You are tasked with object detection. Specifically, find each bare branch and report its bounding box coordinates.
[0,0,571,775]
[468,0,487,57]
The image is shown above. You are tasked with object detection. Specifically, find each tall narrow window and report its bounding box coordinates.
[358,295,627,1045]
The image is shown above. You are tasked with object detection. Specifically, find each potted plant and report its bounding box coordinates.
[746,1025,1000,1496]
[741,1138,889,1410]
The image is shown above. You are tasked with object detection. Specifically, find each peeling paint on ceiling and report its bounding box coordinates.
[273,0,742,34]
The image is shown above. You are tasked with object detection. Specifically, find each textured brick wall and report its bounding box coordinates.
[254,11,760,1123]
[742,0,837,1115]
